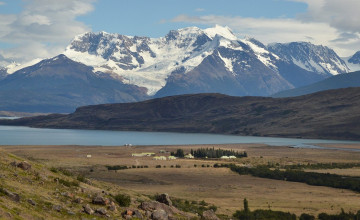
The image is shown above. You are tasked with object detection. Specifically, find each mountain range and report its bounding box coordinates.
[1,25,360,113]
[2,87,360,140]
[273,71,360,97]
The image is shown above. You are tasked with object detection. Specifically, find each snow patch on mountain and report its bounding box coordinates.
[5,59,42,74]
[268,42,349,76]
[204,25,238,41]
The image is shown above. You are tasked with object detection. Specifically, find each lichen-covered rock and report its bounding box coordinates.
[133,209,143,219]
[202,210,220,220]
[52,205,62,212]
[83,204,94,215]
[92,195,110,205]
[27,199,36,206]
[152,209,168,220]
[96,207,107,215]
[73,197,83,204]
[3,189,20,202]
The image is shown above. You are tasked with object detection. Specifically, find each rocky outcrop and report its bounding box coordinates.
[92,195,110,205]
[83,204,94,215]
[202,210,220,220]
[156,193,172,206]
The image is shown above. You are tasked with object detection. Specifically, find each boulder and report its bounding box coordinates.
[92,195,110,205]
[27,199,36,206]
[17,161,31,170]
[74,197,83,204]
[133,209,143,219]
[152,209,168,220]
[202,210,220,220]
[140,201,178,215]
[3,189,20,202]
[156,193,172,206]
[52,205,62,212]
[83,204,94,215]
[96,207,107,215]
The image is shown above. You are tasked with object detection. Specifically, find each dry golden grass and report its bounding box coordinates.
[1,143,360,217]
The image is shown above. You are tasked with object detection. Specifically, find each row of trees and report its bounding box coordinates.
[233,198,360,220]
[216,164,360,193]
[190,147,247,158]
[266,162,360,170]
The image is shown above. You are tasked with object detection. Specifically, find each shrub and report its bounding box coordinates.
[114,194,131,207]
[106,165,128,171]
[300,213,315,220]
[77,175,87,183]
[175,165,181,168]
[156,165,161,168]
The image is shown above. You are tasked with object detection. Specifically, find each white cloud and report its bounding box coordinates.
[0,0,95,64]
[172,0,360,56]
[0,2,5,6]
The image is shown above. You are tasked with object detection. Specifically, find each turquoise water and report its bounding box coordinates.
[1,125,359,151]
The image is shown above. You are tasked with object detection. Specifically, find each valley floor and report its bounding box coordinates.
[1,143,360,217]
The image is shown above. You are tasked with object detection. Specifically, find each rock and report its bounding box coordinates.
[156,193,172,206]
[152,209,168,220]
[53,205,62,212]
[140,201,179,216]
[74,197,83,204]
[83,204,94,215]
[27,198,36,206]
[17,161,31,170]
[92,195,110,205]
[67,210,76,215]
[108,204,117,212]
[3,189,20,202]
[133,210,143,219]
[61,191,74,198]
[9,161,17,167]
[202,210,220,220]
[96,207,107,215]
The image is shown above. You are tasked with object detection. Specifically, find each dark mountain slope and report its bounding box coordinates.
[2,87,360,140]
[0,55,148,113]
[273,71,360,97]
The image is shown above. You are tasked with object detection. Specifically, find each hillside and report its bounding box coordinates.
[273,71,360,97]
[0,149,205,219]
[2,87,360,140]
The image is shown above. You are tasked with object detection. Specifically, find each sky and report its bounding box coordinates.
[0,0,360,66]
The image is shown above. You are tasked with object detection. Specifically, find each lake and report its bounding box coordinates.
[1,125,360,151]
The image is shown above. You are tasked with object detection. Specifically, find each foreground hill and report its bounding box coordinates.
[273,71,360,97]
[2,87,360,140]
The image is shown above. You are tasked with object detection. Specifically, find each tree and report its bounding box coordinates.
[243,198,250,213]
[174,149,184,158]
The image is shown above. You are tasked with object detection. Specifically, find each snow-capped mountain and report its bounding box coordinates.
[348,51,360,64]
[268,42,349,76]
[64,25,350,97]
[343,51,360,72]
[0,55,148,113]
[0,25,355,113]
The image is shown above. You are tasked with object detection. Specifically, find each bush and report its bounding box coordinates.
[175,165,181,168]
[156,165,161,168]
[55,178,79,187]
[300,213,315,220]
[106,165,128,171]
[114,194,131,207]
[76,175,87,183]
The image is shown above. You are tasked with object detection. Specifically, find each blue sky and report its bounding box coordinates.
[0,0,360,65]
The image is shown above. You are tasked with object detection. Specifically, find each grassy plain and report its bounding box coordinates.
[1,144,360,217]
